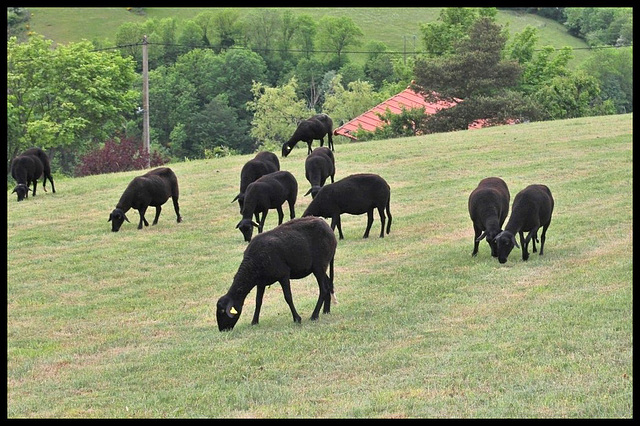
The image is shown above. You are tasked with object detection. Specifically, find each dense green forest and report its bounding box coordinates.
[6,7,632,177]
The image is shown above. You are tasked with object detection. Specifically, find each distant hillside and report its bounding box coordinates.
[27,7,591,67]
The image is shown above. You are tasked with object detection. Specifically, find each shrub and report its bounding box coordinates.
[74,136,169,177]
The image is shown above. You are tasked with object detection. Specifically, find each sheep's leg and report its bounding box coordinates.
[363,209,374,238]
[138,206,149,229]
[258,211,267,233]
[152,205,162,225]
[385,200,392,235]
[377,206,386,238]
[288,199,296,220]
[519,231,529,261]
[48,175,56,193]
[279,277,302,323]
[306,140,313,155]
[252,285,266,325]
[331,215,344,240]
[531,229,539,253]
[472,224,482,256]
[276,206,284,225]
[539,224,549,256]
[172,197,182,222]
[31,179,37,196]
[310,270,329,320]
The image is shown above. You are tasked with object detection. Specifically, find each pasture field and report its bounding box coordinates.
[7,114,632,418]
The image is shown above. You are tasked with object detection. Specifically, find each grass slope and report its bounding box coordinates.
[26,7,590,67]
[7,114,632,418]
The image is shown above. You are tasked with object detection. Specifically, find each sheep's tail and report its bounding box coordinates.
[328,254,337,304]
[385,194,392,235]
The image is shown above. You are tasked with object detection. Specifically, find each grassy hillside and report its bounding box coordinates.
[26,7,591,67]
[7,114,632,418]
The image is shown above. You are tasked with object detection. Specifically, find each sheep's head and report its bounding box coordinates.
[494,230,519,264]
[12,184,29,202]
[108,208,130,232]
[282,143,292,158]
[216,295,242,331]
[476,229,502,257]
[236,219,259,242]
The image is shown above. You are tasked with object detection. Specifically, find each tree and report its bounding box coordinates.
[413,17,532,133]
[420,7,497,57]
[534,70,616,120]
[316,16,363,67]
[295,14,317,60]
[363,41,395,90]
[323,75,380,130]
[579,46,632,113]
[7,35,138,173]
[247,78,311,152]
[211,8,243,52]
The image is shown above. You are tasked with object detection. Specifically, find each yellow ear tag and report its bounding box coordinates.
[230,307,238,315]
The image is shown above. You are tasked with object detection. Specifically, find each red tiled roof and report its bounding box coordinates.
[333,86,495,140]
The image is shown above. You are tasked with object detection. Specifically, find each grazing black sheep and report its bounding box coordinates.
[281,113,334,157]
[10,154,44,202]
[303,173,392,240]
[217,216,338,331]
[236,170,298,242]
[468,177,510,257]
[21,148,56,194]
[304,147,336,198]
[232,151,280,215]
[494,184,554,263]
[108,167,182,232]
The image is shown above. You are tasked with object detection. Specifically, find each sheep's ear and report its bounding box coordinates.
[512,234,520,248]
[476,231,487,242]
[235,221,242,229]
[232,194,239,203]
[123,214,130,223]
[252,221,259,228]
[304,188,312,196]
[108,214,112,222]
[11,188,16,194]
[226,302,238,318]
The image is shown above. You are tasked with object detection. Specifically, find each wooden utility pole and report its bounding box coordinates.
[142,35,150,168]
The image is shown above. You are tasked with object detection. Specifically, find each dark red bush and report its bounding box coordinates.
[74,137,169,177]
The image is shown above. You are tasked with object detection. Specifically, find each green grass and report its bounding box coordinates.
[7,114,632,418]
[27,7,590,67]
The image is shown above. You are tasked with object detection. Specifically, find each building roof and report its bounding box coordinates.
[333,85,488,140]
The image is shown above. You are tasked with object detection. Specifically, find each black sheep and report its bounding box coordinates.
[108,167,182,232]
[281,113,334,157]
[10,154,44,202]
[232,151,280,217]
[21,148,56,194]
[217,216,338,331]
[303,173,392,240]
[494,184,554,263]
[236,170,298,242]
[304,146,336,198]
[468,177,510,257]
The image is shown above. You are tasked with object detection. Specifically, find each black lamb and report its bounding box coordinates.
[108,167,182,232]
[494,184,554,263]
[10,153,44,202]
[281,113,334,157]
[217,216,338,331]
[232,151,280,216]
[236,170,298,242]
[468,177,510,257]
[304,146,336,198]
[21,147,56,194]
[303,173,392,240]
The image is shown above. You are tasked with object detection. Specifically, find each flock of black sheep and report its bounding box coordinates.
[10,114,553,332]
